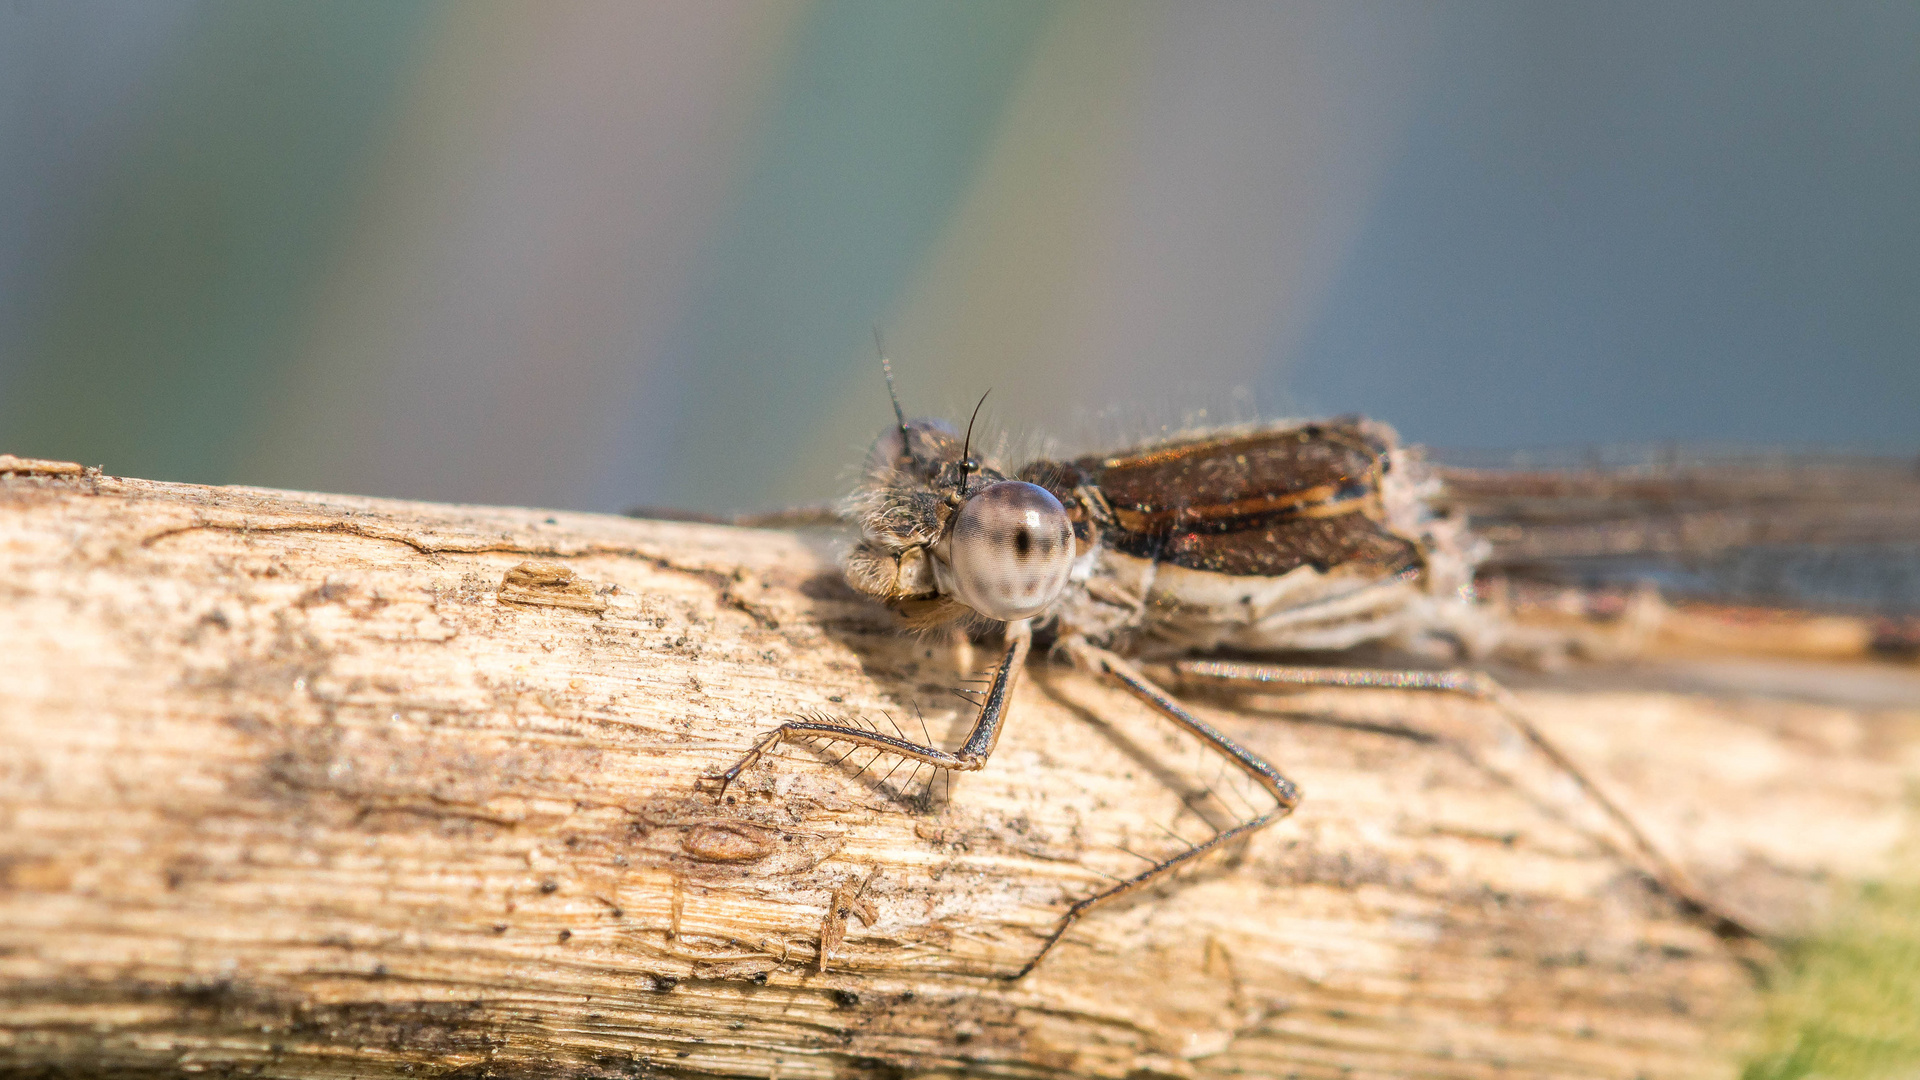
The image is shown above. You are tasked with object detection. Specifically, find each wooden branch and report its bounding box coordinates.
[3,458,1917,1078]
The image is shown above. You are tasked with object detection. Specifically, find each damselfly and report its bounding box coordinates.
[684,363,1919,977]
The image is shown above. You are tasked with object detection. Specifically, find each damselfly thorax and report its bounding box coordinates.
[708,403,1753,978]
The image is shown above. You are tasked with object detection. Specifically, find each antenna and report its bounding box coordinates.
[874,326,907,441]
[958,388,990,496]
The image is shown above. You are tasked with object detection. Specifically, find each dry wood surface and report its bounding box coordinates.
[2,455,1918,1079]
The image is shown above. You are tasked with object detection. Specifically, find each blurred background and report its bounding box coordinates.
[2,0,1916,516]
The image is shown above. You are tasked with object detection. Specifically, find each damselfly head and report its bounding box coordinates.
[847,416,1073,625]
[852,352,1069,623]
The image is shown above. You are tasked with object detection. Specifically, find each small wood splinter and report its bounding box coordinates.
[817,871,879,973]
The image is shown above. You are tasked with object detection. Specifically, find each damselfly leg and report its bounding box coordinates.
[1006,639,1302,980]
[1170,658,1753,938]
[704,621,1302,979]
[704,622,1032,800]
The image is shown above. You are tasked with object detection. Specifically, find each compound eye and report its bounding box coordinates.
[946,481,1074,621]
[864,418,959,476]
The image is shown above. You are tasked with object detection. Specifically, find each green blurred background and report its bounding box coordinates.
[3,0,1916,516]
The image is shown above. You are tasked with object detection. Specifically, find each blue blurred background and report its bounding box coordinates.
[3,0,1915,515]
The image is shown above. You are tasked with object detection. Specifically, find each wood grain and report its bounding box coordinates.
[2,460,1917,1078]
